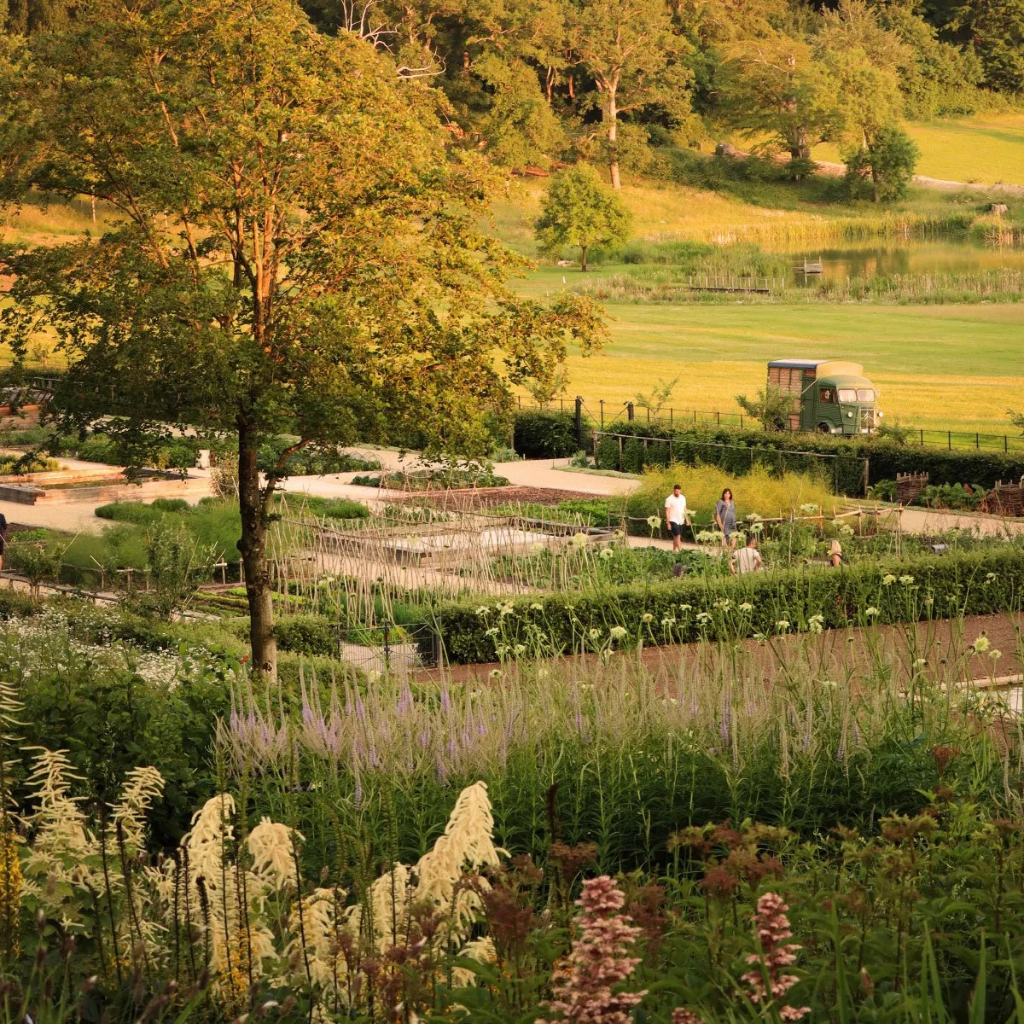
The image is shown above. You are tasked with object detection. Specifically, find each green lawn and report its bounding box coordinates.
[514,267,1024,434]
[812,114,1024,186]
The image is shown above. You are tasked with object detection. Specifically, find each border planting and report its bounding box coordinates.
[422,547,1024,663]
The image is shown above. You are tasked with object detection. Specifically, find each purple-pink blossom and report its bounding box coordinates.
[537,875,646,1024]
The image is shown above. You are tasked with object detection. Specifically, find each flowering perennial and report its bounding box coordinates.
[537,875,646,1024]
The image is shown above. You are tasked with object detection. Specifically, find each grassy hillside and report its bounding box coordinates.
[814,114,1024,185]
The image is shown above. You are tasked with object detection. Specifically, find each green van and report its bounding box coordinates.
[767,359,881,435]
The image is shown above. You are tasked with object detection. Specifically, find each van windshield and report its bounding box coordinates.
[837,388,875,403]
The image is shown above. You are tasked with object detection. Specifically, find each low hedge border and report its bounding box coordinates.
[419,547,1024,664]
[593,423,1024,493]
[513,410,584,459]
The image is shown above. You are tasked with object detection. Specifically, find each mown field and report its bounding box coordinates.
[512,272,1024,433]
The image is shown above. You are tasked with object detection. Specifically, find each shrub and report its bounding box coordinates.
[273,614,338,657]
[420,546,1024,663]
[624,465,836,535]
[95,501,165,524]
[513,410,581,459]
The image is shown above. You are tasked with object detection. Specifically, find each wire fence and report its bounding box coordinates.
[516,396,1024,453]
[593,431,870,496]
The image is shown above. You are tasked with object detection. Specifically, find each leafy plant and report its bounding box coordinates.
[735,383,797,432]
[535,164,631,271]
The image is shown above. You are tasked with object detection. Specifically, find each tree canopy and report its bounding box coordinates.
[0,0,607,678]
[535,164,631,270]
[283,0,1000,179]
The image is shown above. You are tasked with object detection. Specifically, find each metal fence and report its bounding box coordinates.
[592,431,870,496]
[517,396,1024,453]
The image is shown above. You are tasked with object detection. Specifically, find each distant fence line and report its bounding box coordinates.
[515,395,1024,455]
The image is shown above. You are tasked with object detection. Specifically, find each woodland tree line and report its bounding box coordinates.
[4,0,1023,191]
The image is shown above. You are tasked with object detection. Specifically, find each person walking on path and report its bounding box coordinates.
[731,534,763,575]
[715,488,737,552]
[664,483,690,553]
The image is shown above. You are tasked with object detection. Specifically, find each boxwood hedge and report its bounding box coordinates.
[420,547,1024,664]
[513,410,583,459]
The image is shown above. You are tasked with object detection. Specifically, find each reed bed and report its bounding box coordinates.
[569,267,1024,305]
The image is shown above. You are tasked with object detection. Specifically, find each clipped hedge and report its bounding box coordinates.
[421,547,1024,664]
[594,423,1024,494]
[273,614,338,657]
[512,410,582,459]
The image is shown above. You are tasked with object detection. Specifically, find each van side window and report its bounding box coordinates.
[818,387,834,404]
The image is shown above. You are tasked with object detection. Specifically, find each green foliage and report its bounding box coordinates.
[422,545,1024,663]
[512,409,581,458]
[844,124,920,202]
[593,422,1024,492]
[734,383,797,431]
[952,0,1024,93]
[535,164,631,271]
[257,437,381,476]
[272,614,338,657]
[135,520,217,617]
[876,417,916,444]
[14,637,233,846]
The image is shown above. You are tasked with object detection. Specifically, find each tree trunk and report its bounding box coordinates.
[606,90,620,190]
[581,245,588,272]
[237,424,277,679]
[787,127,810,179]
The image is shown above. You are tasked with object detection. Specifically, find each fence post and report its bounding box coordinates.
[976,432,979,449]
[618,434,623,470]
[574,396,583,449]
[862,458,869,498]
[948,431,952,450]
[740,415,744,430]
[627,402,634,422]
[1006,434,1009,453]
[920,429,924,445]
[669,438,674,464]
[600,400,604,429]
[716,411,720,425]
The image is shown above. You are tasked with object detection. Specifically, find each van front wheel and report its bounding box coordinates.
[817,422,833,434]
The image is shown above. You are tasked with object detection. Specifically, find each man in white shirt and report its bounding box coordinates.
[664,483,690,552]
[731,534,763,575]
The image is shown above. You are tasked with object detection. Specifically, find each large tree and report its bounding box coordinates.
[0,0,605,678]
[717,33,839,169]
[568,0,690,189]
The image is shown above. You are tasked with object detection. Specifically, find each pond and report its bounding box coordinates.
[786,238,1024,285]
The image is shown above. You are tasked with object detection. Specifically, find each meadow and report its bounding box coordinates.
[512,285,1024,434]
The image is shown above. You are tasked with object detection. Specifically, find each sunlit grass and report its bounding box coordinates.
[513,289,1024,434]
[813,113,1024,185]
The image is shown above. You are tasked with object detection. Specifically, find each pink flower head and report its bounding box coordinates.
[739,893,809,1021]
[537,876,647,1024]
